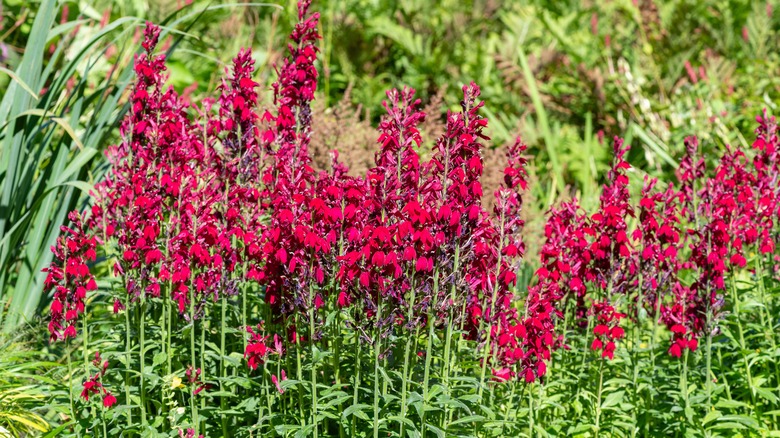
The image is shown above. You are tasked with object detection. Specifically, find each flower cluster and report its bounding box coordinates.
[751,111,779,255]
[81,352,116,408]
[93,21,220,316]
[185,365,207,396]
[584,138,634,359]
[245,324,278,370]
[54,6,780,419]
[44,211,98,342]
[87,2,535,386]
[633,178,682,310]
[526,120,779,362]
[590,301,626,360]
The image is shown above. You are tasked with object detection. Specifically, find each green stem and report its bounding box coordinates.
[631,273,643,432]
[649,284,663,369]
[680,348,689,422]
[124,293,133,428]
[333,309,345,438]
[594,358,604,435]
[97,370,108,437]
[731,278,759,417]
[308,281,319,438]
[441,246,460,430]
[529,383,535,437]
[189,288,199,433]
[705,298,713,412]
[220,296,228,438]
[478,214,506,400]
[166,295,172,386]
[295,314,306,427]
[755,251,780,394]
[66,339,77,434]
[373,292,383,438]
[139,297,147,425]
[101,404,108,438]
[242,271,248,353]
[189,214,199,433]
[82,307,89,373]
[399,278,417,438]
[717,348,732,401]
[502,382,516,435]
[200,307,206,431]
[351,317,361,438]
[421,270,440,437]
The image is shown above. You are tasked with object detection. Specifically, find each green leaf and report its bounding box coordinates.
[0,67,39,101]
[425,424,445,438]
[717,415,760,430]
[152,352,167,368]
[387,415,416,429]
[755,387,779,404]
[702,409,721,425]
[601,391,624,409]
[449,415,485,426]
[342,403,371,421]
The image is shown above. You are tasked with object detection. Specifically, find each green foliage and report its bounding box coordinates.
[0,332,58,436]
[0,0,135,333]
[312,0,780,204]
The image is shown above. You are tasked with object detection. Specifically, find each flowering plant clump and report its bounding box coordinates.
[43,0,780,436]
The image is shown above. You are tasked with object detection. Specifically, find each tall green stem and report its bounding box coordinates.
[124,292,133,428]
[139,297,147,425]
[200,307,206,429]
[755,251,780,392]
[351,318,361,438]
[66,339,77,436]
[242,265,248,353]
[441,246,460,430]
[529,383,535,437]
[373,292,384,438]
[631,272,643,432]
[594,358,605,434]
[731,279,759,415]
[680,348,689,422]
[220,296,228,438]
[421,269,440,437]
[82,308,89,373]
[308,281,319,438]
[294,314,306,426]
[189,287,199,433]
[705,297,713,412]
[189,215,199,433]
[399,279,417,438]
